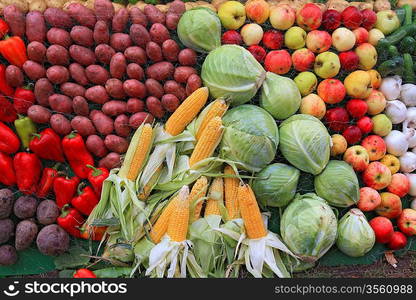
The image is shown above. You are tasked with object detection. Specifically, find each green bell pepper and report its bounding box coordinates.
[14,115,36,148]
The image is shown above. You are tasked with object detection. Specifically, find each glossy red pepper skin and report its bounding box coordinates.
[0,151,16,186]
[73,269,97,278]
[0,122,19,153]
[53,176,80,208]
[57,206,84,238]
[13,87,35,114]
[87,165,109,197]
[29,128,65,162]
[13,152,42,195]
[37,165,59,198]
[0,36,27,68]
[62,133,94,179]
[0,64,14,97]
[71,185,99,216]
[0,96,17,123]
[0,19,9,37]
[80,225,107,241]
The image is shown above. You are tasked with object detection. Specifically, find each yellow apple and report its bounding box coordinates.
[300,93,326,120]
[355,43,378,70]
[368,28,385,46]
[294,71,317,96]
[344,70,373,99]
[331,134,348,156]
[240,23,264,46]
[284,26,306,49]
[313,51,340,79]
[269,4,295,30]
[218,1,246,30]
[332,27,356,52]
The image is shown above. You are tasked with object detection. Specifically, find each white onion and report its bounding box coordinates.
[385,100,407,124]
[404,127,416,148]
[380,76,402,101]
[400,152,416,173]
[401,83,416,107]
[384,130,409,156]
[406,174,416,197]
[404,107,416,128]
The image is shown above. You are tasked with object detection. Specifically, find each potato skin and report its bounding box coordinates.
[174,66,197,84]
[36,224,70,256]
[4,5,25,37]
[85,86,109,105]
[110,52,127,79]
[0,219,14,244]
[161,94,180,112]
[105,78,126,99]
[60,83,86,98]
[110,33,132,52]
[71,116,96,137]
[102,100,127,116]
[114,114,131,138]
[37,200,60,225]
[47,28,72,48]
[34,78,54,107]
[46,45,70,66]
[90,110,114,135]
[104,135,129,154]
[126,63,144,80]
[144,4,165,25]
[129,24,150,48]
[94,0,115,24]
[50,114,71,136]
[146,42,163,63]
[127,98,145,113]
[124,46,147,66]
[26,11,46,43]
[72,96,90,116]
[178,48,197,66]
[67,3,97,29]
[146,96,165,119]
[99,152,121,169]
[95,44,115,65]
[46,66,69,84]
[149,23,170,45]
[130,7,148,27]
[15,220,38,251]
[44,7,73,29]
[69,45,96,66]
[23,61,46,80]
[186,74,202,96]
[0,188,14,219]
[112,8,129,32]
[70,26,94,47]
[145,78,164,99]
[27,41,47,63]
[93,20,110,44]
[5,65,24,88]
[28,105,51,124]
[166,13,180,31]
[164,80,186,100]
[162,39,180,62]
[146,62,174,81]
[49,94,73,114]
[86,135,108,158]
[85,65,110,85]
[13,196,37,219]
[69,63,89,86]
[129,112,154,129]
[123,79,147,98]
[0,245,18,266]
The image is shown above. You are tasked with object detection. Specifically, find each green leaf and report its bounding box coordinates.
[54,246,90,270]
[59,269,75,278]
[94,267,133,278]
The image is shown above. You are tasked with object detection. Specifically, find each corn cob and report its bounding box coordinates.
[167,186,190,242]
[237,183,267,239]
[195,98,228,141]
[224,165,240,220]
[189,116,223,167]
[189,176,209,222]
[204,177,224,217]
[149,195,178,244]
[118,124,153,181]
[138,165,163,201]
[165,87,209,136]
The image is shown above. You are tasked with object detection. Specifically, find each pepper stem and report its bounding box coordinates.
[77,182,87,195]
[60,204,71,218]
[87,164,102,177]
[66,131,78,139]
[31,133,41,139]
[52,163,61,170]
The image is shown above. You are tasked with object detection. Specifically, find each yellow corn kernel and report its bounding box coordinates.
[167,186,190,242]
[196,98,228,141]
[138,165,163,201]
[165,87,209,136]
[224,165,240,220]
[189,176,209,222]
[204,177,224,217]
[149,196,178,244]
[238,183,267,239]
[189,117,223,167]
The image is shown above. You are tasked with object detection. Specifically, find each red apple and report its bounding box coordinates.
[353,27,369,45]
[262,29,284,49]
[264,49,292,74]
[339,51,359,71]
[322,9,342,31]
[398,209,416,236]
[306,30,332,53]
[358,187,381,211]
[221,30,243,45]
[343,125,362,145]
[387,173,410,197]
[387,231,407,250]
[363,161,392,190]
[325,107,350,132]
[343,145,369,172]
[296,3,322,31]
[292,48,315,71]
[341,6,362,30]
[317,78,346,104]
[361,9,377,31]
[357,116,373,134]
[346,99,368,119]
[247,45,267,63]
[375,192,402,219]
[369,216,394,243]
[361,135,386,161]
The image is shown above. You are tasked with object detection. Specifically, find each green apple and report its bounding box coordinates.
[313,51,340,79]
[294,71,317,96]
[372,114,392,137]
[284,26,306,50]
[355,43,378,70]
[375,10,400,35]
[218,1,246,30]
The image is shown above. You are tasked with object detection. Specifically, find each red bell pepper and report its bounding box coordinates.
[80,224,107,241]
[37,164,60,198]
[87,165,109,197]
[29,128,65,162]
[13,86,35,114]
[13,152,42,195]
[0,64,14,97]
[0,96,17,123]
[0,122,19,153]
[71,184,99,216]
[0,151,15,186]
[57,206,84,238]
[0,36,27,68]
[62,133,94,179]
[73,269,97,278]
[53,175,80,208]
[0,19,9,37]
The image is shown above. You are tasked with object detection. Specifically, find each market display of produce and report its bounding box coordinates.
[0,0,416,278]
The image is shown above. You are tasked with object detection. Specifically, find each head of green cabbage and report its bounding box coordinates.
[279,114,331,175]
[177,7,221,53]
[314,160,359,207]
[219,105,279,172]
[201,45,266,106]
[252,163,300,207]
[280,193,337,263]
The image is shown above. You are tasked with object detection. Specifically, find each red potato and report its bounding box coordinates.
[123,79,147,98]
[105,78,126,99]
[67,3,97,29]
[93,21,110,44]
[149,23,170,45]
[27,105,51,124]
[129,112,154,129]
[46,66,69,84]
[70,26,94,47]
[94,0,115,24]
[85,86,109,105]
[5,65,23,88]
[90,110,114,135]
[34,78,54,107]
[85,65,110,85]
[46,28,72,48]
[110,53,127,79]
[146,42,163,62]
[165,14,180,31]
[126,63,144,80]
[162,39,180,62]
[146,97,165,119]
[161,94,180,112]
[72,96,90,116]
[69,45,96,66]
[27,42,47,63]
[71,116,96,137]
[127,98,145,113]
[186,74,202,96]
[26,11,46,43]
[112,8,129,32]
[48,94,73,114]
[44,8,73,29]
[104,135,129,154]
[86,135,108,158]
[146,62,174,81]
[3,5,25,37]
[110,33,132,52]
[99,152,121,169]
[23,61,46,81]
[129,24,150,48]
[144,5,165,25]
[124,46,147,66]
[95,44,116,65]
[60,83,86,98]
[174,66,197,84]
[50,114,71,136]
[130,7,148,27]
[69,63,89,86]
[167,0,186,15]
[164,80,186,100]
[145,79,164,99]
[178,48,197,66]
[102,101,127,116]
[46,45,70,66]
[114,114,131,137]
